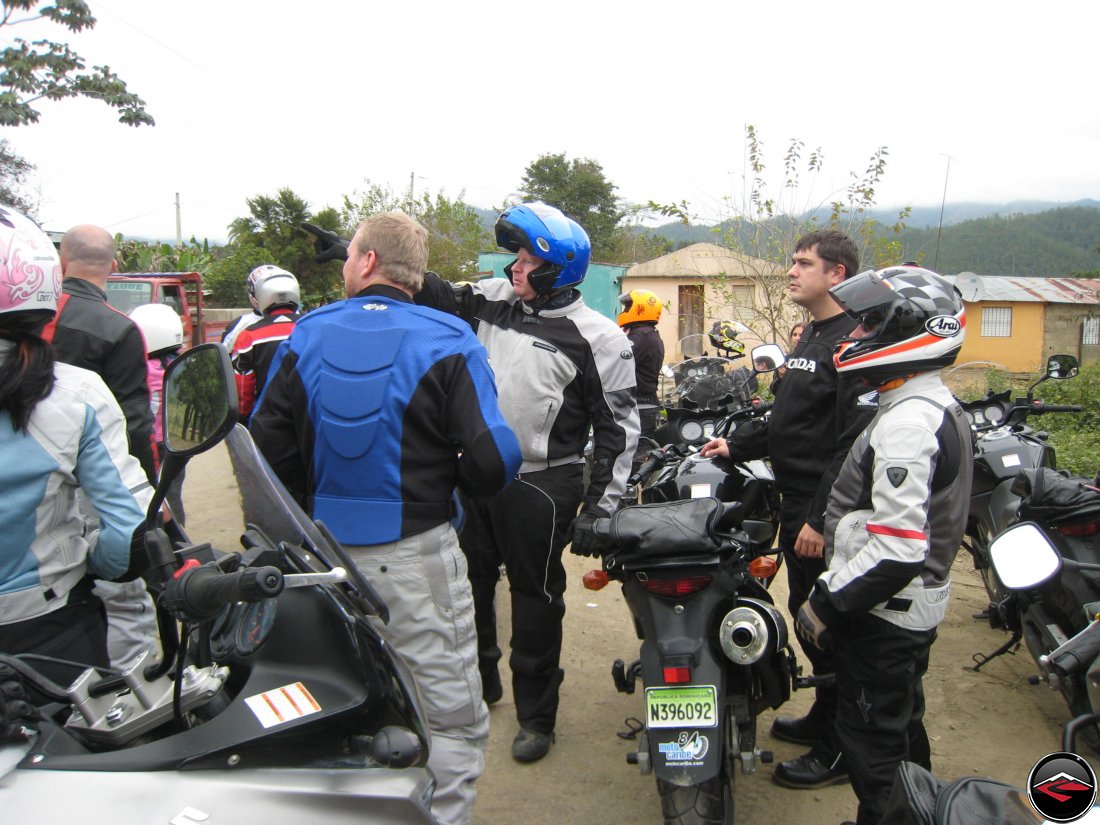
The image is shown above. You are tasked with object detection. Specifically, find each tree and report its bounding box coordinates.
[215,189,344,309]
[651,125,911,345]
[203,245,274,308]
[0,0,153,127]
[415,191,493,281]
[114,235,213,273]
[518,152,623,260]
[597,203,674,266]
[0,139,37,215]
[339,181,403,230]
[340,181,492,281]
[226,187,344,305]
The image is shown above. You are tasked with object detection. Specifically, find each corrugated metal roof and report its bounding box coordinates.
[947,273,1100,304]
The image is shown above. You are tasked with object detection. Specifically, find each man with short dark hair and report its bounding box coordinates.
[701,227,877,789]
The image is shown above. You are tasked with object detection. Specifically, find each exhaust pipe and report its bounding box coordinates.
[718,598,787,665]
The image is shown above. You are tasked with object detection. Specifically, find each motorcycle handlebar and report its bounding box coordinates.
[1033,403,1083,414]
[1044,619,1100,677]
[167,562,285,622]
[628,450,670,487]
[592,517,611,541]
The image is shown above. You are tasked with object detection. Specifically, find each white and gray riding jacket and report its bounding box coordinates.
[810,371,973,632]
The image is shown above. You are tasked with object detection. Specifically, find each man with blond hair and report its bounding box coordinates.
[251,211,522,825]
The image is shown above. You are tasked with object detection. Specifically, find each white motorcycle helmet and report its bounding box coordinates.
[130,303,184,356]
[0,206,62,322]
[253,270,300,314]
[247,264,296,310]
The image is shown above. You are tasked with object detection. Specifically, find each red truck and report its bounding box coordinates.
[105,271,239,349]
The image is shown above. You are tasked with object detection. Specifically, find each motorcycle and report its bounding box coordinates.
[957,353,1083,611]
[976,478,1100,750]
[653,353,759,449]
[581,345,799,825]
[631,345,781,513]
[0,344,436,823]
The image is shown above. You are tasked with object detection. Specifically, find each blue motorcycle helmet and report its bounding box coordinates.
[495,202,591,296]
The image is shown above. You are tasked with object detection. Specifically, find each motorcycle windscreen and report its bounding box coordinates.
[226,425,390,619]
[227,424,326,555]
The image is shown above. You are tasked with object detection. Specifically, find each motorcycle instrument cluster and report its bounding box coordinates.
[209,599,279,660]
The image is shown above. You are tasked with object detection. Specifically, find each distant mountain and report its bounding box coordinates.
[474,206,501,233]
[631,202,1100,277]
[829,198,1100,230]
[323,201,1098,278]
[893,206,1100,276]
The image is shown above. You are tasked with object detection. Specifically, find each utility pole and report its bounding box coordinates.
[175,192,182,246]
[933,154,953,271]
[408,172,415,214]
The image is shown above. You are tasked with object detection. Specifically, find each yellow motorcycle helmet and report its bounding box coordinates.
[617,289,662,327]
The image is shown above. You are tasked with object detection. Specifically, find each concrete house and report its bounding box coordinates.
[948,274,1100,372]
[621,243,792,362]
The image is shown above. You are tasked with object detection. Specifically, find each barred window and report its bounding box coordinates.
[1084,316,1100,346]
[981,306,1012,337]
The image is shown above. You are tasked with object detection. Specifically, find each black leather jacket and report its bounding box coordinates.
[50,278,156,482]
[623,322,664,405]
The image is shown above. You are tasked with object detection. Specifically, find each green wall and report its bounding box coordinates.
[477,252,626,321]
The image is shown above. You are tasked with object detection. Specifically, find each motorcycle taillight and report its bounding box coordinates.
[642,575,713,597]
[1058,521,1100,537]
[663,665,692,684]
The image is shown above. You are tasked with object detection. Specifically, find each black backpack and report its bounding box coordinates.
[881,762,1041,825]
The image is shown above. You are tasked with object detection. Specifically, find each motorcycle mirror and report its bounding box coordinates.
[1047,354,1079,380]
[163,343,239,458]
[750,343,785,373]
[989,522,1062,590]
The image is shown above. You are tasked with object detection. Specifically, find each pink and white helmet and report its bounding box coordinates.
[0,206,62,319]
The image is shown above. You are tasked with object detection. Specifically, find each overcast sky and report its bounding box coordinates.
[5,0,1098,243]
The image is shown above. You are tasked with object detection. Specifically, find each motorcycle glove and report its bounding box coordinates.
[795,600,831,651]
[0,663,36,743]
[568,510,603,558]
[301,222,350,264]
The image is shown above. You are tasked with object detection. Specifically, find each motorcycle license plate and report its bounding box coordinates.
[645,686,718,728]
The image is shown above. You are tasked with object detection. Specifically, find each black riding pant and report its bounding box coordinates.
[833,613,934,825]
[0,578,109,688]
[459,463,583,734]
[779,493,841,763]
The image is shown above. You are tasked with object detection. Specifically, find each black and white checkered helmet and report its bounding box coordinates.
[830,266,965,383]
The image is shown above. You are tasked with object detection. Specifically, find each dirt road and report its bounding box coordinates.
[185,442,1077,825]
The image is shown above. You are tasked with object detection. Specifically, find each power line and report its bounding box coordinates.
[94,2,226,82]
